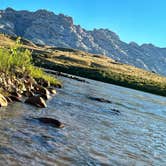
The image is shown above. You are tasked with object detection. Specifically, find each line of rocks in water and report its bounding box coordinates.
[0,73,59,108]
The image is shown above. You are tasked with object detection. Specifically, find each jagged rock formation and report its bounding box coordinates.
[0,8,166,76]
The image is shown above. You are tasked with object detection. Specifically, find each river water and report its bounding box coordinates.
[0,76,166,166]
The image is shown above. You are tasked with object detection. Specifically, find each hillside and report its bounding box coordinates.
[0,34,166,96]
[0,8,166,76]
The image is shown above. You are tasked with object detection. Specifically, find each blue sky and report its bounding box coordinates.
[1,0,166,47]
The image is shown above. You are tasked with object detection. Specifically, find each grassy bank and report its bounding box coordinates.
[0,36,61,97]
[0,34,166,97]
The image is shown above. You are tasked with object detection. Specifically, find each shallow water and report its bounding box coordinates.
[0,76,166,166]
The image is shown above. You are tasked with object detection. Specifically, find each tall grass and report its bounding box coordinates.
[0,37,31,74]
[0,37,60,86]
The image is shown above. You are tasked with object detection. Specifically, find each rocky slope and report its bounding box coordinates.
[0,8,166,76]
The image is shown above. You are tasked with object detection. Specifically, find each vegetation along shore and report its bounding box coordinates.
[0,35,61,108]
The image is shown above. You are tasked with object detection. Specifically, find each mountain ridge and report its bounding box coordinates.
[0,8,166,76]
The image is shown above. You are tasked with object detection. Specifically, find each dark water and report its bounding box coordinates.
[0,76,166,166]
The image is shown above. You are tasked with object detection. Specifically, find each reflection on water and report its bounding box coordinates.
[0,76,166,165]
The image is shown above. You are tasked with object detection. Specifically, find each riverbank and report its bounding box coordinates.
[1,34,166,97]
[0,36,61,107]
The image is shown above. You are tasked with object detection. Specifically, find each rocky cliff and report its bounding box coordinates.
[0,8,166,76]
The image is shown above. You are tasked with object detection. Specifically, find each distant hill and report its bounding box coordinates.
[0,8,166,76]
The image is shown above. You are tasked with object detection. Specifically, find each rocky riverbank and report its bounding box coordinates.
[0,72,61,108]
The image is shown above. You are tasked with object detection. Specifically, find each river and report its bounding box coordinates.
[0,76,166,166]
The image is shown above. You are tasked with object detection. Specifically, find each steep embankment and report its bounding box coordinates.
[1,34,165,97]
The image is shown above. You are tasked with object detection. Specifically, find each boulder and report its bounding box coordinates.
[54,83,62,88]
[35,117,64,128]
[40,93,51,100]
[35,86,50,96]
[0,94,8,107]
[25,96,47,108]
[48,87,56,94]
[35,78,50,87]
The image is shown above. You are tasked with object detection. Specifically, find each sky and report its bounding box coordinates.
[1,0,166,47]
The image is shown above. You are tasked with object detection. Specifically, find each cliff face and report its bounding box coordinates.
[0,8,166,76]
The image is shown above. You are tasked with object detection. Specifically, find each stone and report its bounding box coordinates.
[88,96,112,103]
[36,86,50,96]
[54,83,62,88]
[35,78,50,87]
[48,87,56,94]
[25,96,47,108]
[0,94,8,107]
[35,117,64,128]
[40,93,51,100]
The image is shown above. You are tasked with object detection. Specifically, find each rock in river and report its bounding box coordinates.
[25,96,47,108]
[35,117,64,128]
[88,96,112,103]
[48,87,57,94]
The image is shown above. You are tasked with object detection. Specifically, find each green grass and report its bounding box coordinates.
[0,40,32,74]
[28,66,61,86]
[0,37,61,87]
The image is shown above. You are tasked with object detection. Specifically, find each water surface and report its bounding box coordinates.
[0,76,166,166]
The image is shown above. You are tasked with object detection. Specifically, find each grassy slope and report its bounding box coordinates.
[1,34,166,96]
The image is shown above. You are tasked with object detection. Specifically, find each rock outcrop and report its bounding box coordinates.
[0,8,166,76]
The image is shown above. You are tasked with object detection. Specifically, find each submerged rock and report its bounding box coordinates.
[88,96,112,103]
[111,109,121,115]
[25,96,47,108]
[0,94,8,107]
[35,117,64,128]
